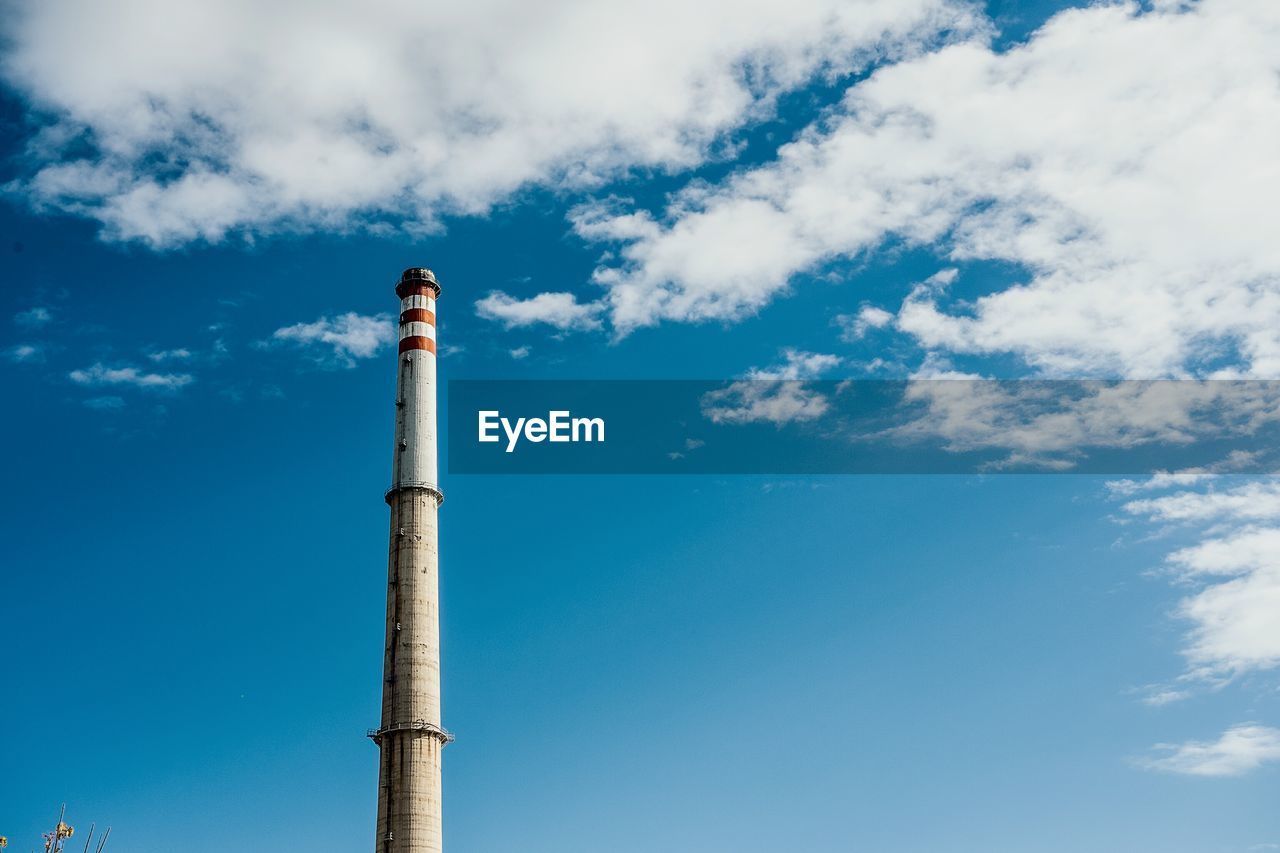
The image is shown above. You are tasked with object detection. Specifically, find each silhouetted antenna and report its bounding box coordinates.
[93,828,109,853]
[78,825,93,853]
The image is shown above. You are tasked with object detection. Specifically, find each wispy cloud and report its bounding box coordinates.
[147,348,192,362]
[746,349,842,381]
[83,395,126,410]
[1139,724,1280,777]
[69,363,193,390]
[702,382,832,426]
[1105,473,1214,497]
[270,313,393,367]
[5,343,44,363]
[1139,688,1192,708]
[882,381,1280,471]
[509,345,530,360]
[701,349,841,425]
[13,306,52,327]
[1123,481,1280,525]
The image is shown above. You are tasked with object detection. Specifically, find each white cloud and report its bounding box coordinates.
[883,381,1280,468]
[83,395,125,410]
[1140,688,1191,708]
[702,381,831,426]
[509,345,530,360]
[1105,472,1214,497]
[6,343,43,362]
[2,0,976,246]
[147,348,192,362]
[69,363,193,389]
[475,291,603,331]
[1119,479,1280,682]
[747,348,842,381]
[578,1,1280,377]
[1141,724,1280,777]
[1123,481,1280,524]
[701,348,841,425]
[13,306,51,327]
[270,312,392,366]
[1169,527,1280,578]
[1165,527,1280,676]
[836,304,895,342]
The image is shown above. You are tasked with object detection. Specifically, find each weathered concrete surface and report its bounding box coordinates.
[376,488,444,853]
[375,269,447,853]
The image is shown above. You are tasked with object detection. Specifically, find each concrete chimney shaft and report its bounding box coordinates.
[371,267,449,853]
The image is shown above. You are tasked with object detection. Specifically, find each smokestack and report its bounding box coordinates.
[370,267,451,853]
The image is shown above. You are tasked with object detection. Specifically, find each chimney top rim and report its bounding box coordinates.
[397,267,441,297]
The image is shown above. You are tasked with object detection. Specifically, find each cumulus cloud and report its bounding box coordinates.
[69,363,193,389]
[1140,724,1280,777]
[1166,528,1280,678]
[270,312,393,366]
[1,0,976,246]
[1118,479,1280,684]
[578,1,1280,376]
[836,304,895,342]
[475,291,603,331]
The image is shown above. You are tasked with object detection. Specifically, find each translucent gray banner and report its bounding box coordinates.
[447,380,1280,474]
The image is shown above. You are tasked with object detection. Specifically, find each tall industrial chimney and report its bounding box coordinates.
[370,267,451,853]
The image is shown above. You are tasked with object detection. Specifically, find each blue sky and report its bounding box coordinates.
[4,1,1280,850]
